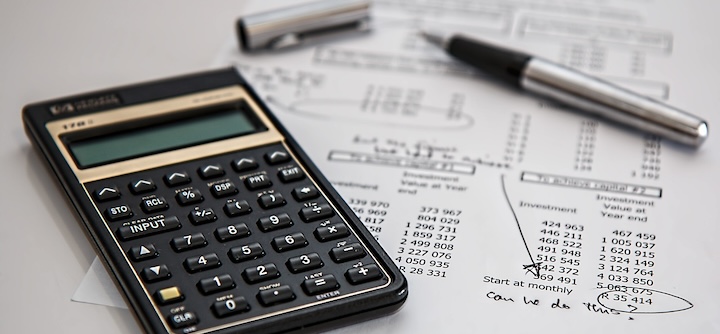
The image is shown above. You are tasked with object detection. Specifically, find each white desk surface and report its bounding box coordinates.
[0,1,277,332]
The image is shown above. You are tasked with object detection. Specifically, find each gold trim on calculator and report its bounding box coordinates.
[45,85,393,334]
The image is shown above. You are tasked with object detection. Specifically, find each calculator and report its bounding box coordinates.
[22,68,407,333]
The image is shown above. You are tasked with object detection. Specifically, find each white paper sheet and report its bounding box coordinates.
[76,0,720,332]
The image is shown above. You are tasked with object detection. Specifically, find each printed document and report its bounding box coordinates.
[75,1,720,332]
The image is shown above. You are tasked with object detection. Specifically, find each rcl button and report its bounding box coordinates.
[140,196,168,213]
[169,311,198,329]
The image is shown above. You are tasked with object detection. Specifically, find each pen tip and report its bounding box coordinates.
[419,29,448,49]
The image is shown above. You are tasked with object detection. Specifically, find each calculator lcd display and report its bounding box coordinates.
[67,108,262,168]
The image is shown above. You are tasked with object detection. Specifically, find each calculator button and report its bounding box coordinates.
[129,179,156,194]
[278,167,305,183]
[171,232,207,252]
[94,187,120,202]
[212,296,250,318]
[330,243,366,263]
[292,186,319,201]
[232,158,259,172]
[258,193,286,209]
[116,216,181,241]
[224,200,252,217]
[140,196,169,213]
[228,242,265,262]
[215,223,251,242]
[244,174,272,190]
[169,311,198,329]
[184,253,221,273]
[265,151,291,165]
[243,263,280,284]
[188,207,217,225]
[257,285,295,306]
[299,203,335,222]
[271,232,308,252]
[286,253,323,273]
[164,171,191,187]
[198,274,235,295]
[155,286,184,305]
[257,213,293,232]
[141,265,171,283]
[199,164,225,179]
[104,204,133,221]
[314,222,350,242]
[128,244,158,261]
[345,264,382,285]
[210,180,238,198]
[302,275,340,296]
[175,189,204,206]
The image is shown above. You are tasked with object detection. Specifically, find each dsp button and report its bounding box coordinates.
[299,203,335,222]
[168,311,198,329]
[278,167,305,183]
[116,216,181,241]
[210,180,237,198]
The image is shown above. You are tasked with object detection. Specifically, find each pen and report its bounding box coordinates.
[421,30,709,147]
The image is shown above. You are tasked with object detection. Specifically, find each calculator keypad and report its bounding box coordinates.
[86,143,389,332]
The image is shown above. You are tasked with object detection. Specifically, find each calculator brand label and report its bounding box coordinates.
[49,93,122,115]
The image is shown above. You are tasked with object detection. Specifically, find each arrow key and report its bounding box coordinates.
[164,171,191,186]
[292,185,319,201]
[129,178,156,194]
[198,164,225,179]
[142,264,171,282]
[94,186,120,202]
[128,243,158,261]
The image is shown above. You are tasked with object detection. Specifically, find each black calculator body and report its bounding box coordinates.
[23,68,407,334]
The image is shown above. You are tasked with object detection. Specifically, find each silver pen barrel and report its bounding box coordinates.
[521,58,708,147]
